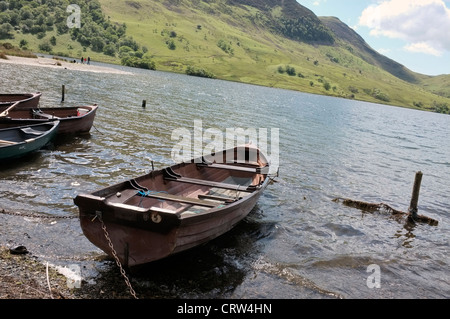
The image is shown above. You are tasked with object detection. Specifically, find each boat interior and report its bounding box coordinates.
[0,105,96,120]
[0,122,56,145]
[101,149,269,218]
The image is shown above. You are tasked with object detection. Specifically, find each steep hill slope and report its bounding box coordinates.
[319,16,423,84]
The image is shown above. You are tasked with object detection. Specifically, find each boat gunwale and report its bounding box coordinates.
[0,92,42,106]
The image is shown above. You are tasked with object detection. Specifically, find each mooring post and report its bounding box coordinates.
[408,171,423,220]
[142,100,146,108]
[61,85,65,102]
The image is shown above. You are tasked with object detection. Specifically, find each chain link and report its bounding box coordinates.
[97,214,139,299]
[0,208,77,219]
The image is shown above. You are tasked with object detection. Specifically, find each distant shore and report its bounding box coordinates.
[0,55,133,75]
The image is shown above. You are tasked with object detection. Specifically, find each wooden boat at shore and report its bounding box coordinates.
[0,104,98,135]
[0,92,42,108]
[0,120,59,162]
[74,145,271,268]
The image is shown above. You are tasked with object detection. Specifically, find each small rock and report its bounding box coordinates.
[9,245,29,255]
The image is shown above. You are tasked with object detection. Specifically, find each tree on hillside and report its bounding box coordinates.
[1,0,139,59]
[0,23,13,39]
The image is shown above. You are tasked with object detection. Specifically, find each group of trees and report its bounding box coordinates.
[275,16,335,44]
[0,0,154,67]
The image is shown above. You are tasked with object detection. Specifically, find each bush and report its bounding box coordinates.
[285,65,296,76]
[167,39,176,50]
[121,56,156,70]
[38,41,52,52]
[217,39,233,55]
[433,102,449,114]
[186,66,215,78]
[103,44,116,56]
[372,88,390,102]
[348,86,359,94]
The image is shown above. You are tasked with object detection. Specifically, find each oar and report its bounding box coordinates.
[0,101,20,117]
[0,139,17,145]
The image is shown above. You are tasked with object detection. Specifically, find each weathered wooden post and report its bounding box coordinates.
[408,171,423,221]
[61,85,65,102]
[142,100,146,108]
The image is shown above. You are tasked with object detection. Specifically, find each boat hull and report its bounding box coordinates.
[0,121,59,161]
[0,104,98,135]
[74,145,270,268]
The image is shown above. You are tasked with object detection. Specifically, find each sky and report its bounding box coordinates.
[298,0,450,76]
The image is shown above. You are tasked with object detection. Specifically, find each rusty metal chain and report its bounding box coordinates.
[0,208,77,219]
[97,214,139,299]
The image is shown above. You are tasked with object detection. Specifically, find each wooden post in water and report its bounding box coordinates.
[408,171,423,220]
[61,85,65,102]
[142,100,146,108]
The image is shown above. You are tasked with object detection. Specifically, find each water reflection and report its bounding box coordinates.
[105,207,276,299]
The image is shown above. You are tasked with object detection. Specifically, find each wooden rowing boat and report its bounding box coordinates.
[0,104,98,135]
[0,92,42,108]
[74,145,271,268]
[0,120,59,162]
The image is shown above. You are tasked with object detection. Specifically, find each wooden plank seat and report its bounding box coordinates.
[196,162,266,173]
[197,194,241,203]
[137,190,219,208]
[163,168,258,192]
[32,109,59,120]
[108,202,178,214]
[20,127,45,136]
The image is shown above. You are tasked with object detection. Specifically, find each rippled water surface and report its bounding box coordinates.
[1,61,449,299]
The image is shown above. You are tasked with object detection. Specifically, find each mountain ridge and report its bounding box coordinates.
[319,16,422,84]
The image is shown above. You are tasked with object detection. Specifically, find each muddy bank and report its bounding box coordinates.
[0,245,138,299]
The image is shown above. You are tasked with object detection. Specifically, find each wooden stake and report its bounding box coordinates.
[142,100,146,108]
[61,85,65,102]
[408,171,423,220]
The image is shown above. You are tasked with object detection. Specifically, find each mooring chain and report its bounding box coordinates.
[0,209,77,219]
[98,214,139,299]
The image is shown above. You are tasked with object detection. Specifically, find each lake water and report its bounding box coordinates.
[0,61,449,300]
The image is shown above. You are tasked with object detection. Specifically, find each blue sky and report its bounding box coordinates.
[298,0,450,76]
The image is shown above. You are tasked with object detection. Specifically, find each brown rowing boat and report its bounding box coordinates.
[74,145,271,269]
[0,92,42,108]
[0,104,98,135]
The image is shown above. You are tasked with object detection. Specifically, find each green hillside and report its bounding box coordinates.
[1,0,449,113]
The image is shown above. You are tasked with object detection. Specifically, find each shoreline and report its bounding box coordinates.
[0,55,133,75]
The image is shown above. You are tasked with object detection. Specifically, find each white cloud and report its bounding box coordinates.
[358,0,450,55]
[405,42,442,56]
[377,48,391,55]
[312,0,325,7]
